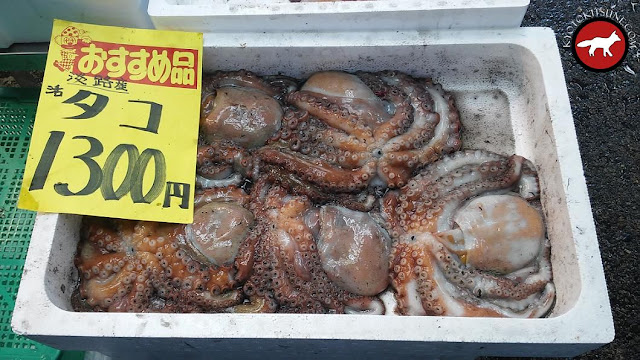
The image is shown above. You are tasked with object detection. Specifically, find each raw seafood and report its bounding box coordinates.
[74,70,554,318]
[384,150,554,317]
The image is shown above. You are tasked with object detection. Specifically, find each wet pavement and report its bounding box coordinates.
[522,1,639,359]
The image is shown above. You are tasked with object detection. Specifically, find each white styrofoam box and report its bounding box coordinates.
[0,0,153,48]
[12,27,613,359]
[148,0,530,33]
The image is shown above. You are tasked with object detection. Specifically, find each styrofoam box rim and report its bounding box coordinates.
[12,27,613,355]
[147,0,531,32]
[148,0,531,15]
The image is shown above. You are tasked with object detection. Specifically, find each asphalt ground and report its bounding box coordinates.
[520,1,639,359]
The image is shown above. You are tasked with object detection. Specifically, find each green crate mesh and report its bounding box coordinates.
[0,97,61,360]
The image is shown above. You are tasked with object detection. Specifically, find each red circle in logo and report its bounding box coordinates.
[572,18,628,72]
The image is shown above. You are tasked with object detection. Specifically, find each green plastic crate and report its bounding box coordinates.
[0,89,63,360]
[0,52,84,359]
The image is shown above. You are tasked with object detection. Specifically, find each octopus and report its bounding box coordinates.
[74,69,556,319]
[196,140,254,189]
[238,179,385,314]
[258,70,461,210]
[73,186,256,312]
[383,150,555,317]
[196,70,293,188]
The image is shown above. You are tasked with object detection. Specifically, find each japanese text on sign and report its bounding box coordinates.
[18,20,203,224]
[76,42,198,88]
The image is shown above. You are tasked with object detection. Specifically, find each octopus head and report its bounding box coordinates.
[201,87,283,149]
[301,71,392,126]
[182,201,255,267]
[316,205,392,296]
[437,194,544,274]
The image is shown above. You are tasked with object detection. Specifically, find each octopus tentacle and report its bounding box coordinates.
[196,142,254,188]
[387,150,554,318]
[287,91,375,144]
[377,151,424,188]
[423,80,463,155]
[382,151,529,236]
[272,109,371,169]
[280,110,369,154]
[378,71,435,111]
[194,186,250,207]
[378,71,438,153]
[260,165,376,212]
[431,236,553,301]
[230,295,278,313]
[233,229,259,284]
[81,218,125,253]
[76,251,128,280]
[413,149,504,185]
[75,185,256,313]
[355,72,414,143]
[263,74,300,102]
[244,181,384,313]
[375,72,461,176]
[257,147,376,193]
[390,233,555,317]
[519,158,540,200]
[293,125,370,169]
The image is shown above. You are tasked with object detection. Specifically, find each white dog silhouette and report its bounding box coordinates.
[577,30,621,57]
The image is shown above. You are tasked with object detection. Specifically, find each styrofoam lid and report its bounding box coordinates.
[148,0,531,33]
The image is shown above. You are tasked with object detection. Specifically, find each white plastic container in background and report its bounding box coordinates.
[148,0,530,33]
[12,27,614,359]
[0,0,153,48]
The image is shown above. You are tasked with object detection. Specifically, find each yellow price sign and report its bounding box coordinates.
[18,20,202,224]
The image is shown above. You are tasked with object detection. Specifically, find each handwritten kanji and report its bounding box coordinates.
[94,76,113,89]
[163,182,190,209]
[66,73,88,86]
[45,85,64,97]
[114,79,128,92]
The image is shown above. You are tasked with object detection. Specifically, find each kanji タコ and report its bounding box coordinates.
[127,49,150,81]
[105,47,129,78]
[66,73,88,85]
[77,43,107,75]
[45,85,64,97]
[114,79,128,92]
[147,50,171,83]
[62,90,108,119]
[94,76,113,89]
